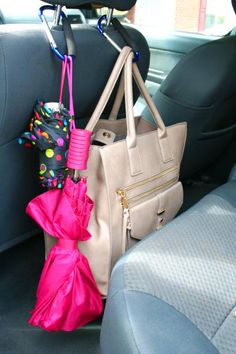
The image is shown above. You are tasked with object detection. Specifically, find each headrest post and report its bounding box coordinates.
[232,0,236,15]
[106,8,113,27]
[54,4,62,25]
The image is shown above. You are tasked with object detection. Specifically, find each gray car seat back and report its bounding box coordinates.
[143,18,236,179]
[0,19,149,250]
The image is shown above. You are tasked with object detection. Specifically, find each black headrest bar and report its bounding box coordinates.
[40,0,136,11]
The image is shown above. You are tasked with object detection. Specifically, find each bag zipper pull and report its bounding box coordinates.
[123,208,131,231]
[121,206,131,252]
[117,189,129,209]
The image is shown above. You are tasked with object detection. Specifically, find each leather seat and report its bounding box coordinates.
[142,0,236,179]
[100,171,236,354]
[0,0,150,250]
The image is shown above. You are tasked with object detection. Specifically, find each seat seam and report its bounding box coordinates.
[115,288,219,352]
[122,290,141,354]
[211,300,236,340]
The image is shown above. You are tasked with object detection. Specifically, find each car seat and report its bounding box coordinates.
[100,170,236,354]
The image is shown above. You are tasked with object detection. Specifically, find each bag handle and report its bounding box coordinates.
[109,64,167,139]
[125,54,173,173]
[86,47,172,175]
[108,71,125,120]
[86,46,132,131]
[86,47,166,137]
[132,62,167,138]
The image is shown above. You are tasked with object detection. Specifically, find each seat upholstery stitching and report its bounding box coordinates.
[118,288,219,352]
[211,300,236,340]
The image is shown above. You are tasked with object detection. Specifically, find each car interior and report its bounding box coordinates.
[0,0,236,353]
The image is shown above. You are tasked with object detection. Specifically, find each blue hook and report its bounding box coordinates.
[97,15,140,62]
[97,15,123,53]
[39,5,66,61]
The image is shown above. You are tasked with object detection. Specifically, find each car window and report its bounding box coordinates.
[118,0,236,37]
[0,0,44,24]
[0,0,89,24]
[1,0,235,36]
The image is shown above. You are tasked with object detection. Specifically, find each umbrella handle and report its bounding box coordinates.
[59,52,92,173]
[67,129,92,171]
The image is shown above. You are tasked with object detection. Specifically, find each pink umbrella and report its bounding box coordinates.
[26,176,102,331]
[26,56,102,331]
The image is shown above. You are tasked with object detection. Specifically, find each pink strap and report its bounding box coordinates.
[67,56,75,118]
[59,55,75,130]
[59,55,68,104]
[67,56,76,130]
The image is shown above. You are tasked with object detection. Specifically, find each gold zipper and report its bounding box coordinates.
[117,177,177,209]
[130,177,177,204]
[119,165,178,193]
[117,165,178,209]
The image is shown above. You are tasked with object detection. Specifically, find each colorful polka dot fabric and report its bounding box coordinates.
[19,99,72,189]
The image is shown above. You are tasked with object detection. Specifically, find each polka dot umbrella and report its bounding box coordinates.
[19,59,72,189]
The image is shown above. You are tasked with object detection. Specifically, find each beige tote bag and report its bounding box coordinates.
[45,46,187,297]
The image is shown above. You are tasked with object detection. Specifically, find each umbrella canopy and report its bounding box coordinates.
[26,176,103,331]
[27,175,92,240]
[19,100,71,189]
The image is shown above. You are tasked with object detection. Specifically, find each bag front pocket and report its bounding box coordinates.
[129,181,183,240]
[118,180,183,250]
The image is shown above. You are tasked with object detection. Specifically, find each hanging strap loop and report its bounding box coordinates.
[58,54,75,130]
[59,55,68,104]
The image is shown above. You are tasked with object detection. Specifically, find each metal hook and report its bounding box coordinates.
[97,15,140,62]
[97,15,122,53]
[39,5,66,61]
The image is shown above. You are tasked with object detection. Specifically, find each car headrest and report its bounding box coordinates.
[41,0,136,11]
[232,0,236,15]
